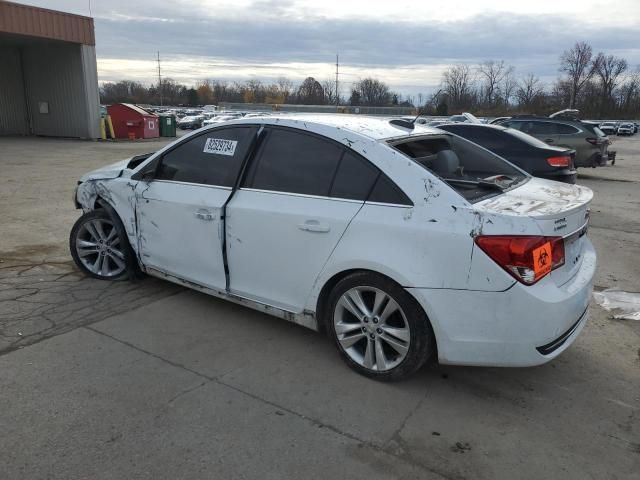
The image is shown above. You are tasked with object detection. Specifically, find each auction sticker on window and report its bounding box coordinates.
[203,138,237,156]
[532,241,552,278]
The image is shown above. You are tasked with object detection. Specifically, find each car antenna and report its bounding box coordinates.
[389,107,422,130]
[410,106,424,125]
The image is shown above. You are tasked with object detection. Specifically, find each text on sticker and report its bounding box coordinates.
[203,138,237,156]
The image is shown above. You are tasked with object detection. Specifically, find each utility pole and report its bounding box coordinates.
[335,53,339,111]
[157,51,163,106]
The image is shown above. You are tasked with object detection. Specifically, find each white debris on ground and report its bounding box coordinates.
[593,289,640,321]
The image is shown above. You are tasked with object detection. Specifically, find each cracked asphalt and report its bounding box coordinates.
[0,135,639,479]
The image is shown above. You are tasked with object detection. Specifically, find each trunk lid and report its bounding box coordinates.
[475,178,592,285]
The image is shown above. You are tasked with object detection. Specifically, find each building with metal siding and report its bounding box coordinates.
[0,2,100,138]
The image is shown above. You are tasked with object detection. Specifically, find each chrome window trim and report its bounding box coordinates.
[239,187,364,204]
[152,179,233,190]
[364,200,413,208]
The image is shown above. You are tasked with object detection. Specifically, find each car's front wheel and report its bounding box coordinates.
[327,272,435,381]
[69,209,136,280]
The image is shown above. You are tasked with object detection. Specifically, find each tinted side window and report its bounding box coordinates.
[502,121,521,130]
[556,123,579,134]
[528,121,557,135]
[245,128,342,196]
[330,151,379,200]
[156,126,257,186]
[368,174,412,205]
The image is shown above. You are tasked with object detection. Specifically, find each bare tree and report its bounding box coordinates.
[617,68,640,112]
[352,77,392,106]
[593,53,628,101]
[276,77,294,102]
[516,73,545,108]
[559,41,595,108]
[322,78,338,105]
[501,69,518,107]
[442,64,474,110]
[478,60,513,106]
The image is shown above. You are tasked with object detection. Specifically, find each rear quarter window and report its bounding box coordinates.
[556,123,580,135]
[389,134,528,202]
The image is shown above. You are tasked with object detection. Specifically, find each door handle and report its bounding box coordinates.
[195,209,215,221]
[545,138,554,143]
[298,220,330,233]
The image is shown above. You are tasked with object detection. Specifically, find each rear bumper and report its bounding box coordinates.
[579,151,606,168]
[408,238,596,367]
[537,169,577,184]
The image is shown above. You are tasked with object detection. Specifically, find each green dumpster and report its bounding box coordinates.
[158,114,176,137]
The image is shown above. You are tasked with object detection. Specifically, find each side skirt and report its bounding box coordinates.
[144,266,318,331]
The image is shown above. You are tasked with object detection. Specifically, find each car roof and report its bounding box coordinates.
[507,116,585,126]
[439,122,507,131]
[229,113,441,140]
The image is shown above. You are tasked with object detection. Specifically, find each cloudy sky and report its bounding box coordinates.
[20,0,640,96]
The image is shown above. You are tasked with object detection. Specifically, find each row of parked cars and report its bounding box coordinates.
[401,110,619,184]
[598,121,638,136]
[176,111,272,130]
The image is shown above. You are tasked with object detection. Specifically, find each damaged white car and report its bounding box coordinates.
[71,114,596,380]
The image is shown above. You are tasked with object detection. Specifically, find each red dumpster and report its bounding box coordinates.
[107,103,159,139]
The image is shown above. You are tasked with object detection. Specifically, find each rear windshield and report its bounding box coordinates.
[504,128,553,148]
[594,127,606,137]
[390,134,528,202]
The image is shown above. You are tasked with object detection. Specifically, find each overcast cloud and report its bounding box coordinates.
[19,0,640,95]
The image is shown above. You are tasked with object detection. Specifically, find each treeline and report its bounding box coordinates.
[99,41,640,118]
[435,42,639,118]
[100,76,407,108]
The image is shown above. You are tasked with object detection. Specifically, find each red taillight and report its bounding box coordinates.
[546,156,570,167]
[475,235,565,285]
[586,137,598,145]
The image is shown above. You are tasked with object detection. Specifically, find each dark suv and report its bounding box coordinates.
[496,116,608,168]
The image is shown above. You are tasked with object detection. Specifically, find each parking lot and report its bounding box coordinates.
[1,134,638,479]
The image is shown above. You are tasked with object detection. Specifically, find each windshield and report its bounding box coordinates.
[390,134,528,202]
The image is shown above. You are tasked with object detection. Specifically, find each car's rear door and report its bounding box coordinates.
[135,125,257,290]
[225,126,379,313]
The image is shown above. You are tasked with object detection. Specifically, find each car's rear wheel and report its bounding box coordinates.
[70,209,136,280]
[327,272,435,381]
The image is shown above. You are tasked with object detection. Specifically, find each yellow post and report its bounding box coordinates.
[106,115,115,139]
[99,118,107,140]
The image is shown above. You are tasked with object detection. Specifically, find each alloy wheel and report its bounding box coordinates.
[333,286,410,372]
[75,218,126,278]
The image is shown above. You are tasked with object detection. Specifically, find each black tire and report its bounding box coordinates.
[69,208,137,281]
[326,271,435,381]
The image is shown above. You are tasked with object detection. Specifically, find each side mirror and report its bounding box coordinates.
[131,157,160,181]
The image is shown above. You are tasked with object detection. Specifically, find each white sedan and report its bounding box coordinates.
[71,114,596,380]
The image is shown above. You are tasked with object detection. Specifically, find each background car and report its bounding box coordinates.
[448,112,482,123]
[496,115,608,168]
[437,123,577,183]
[598,122,618,136]
[177,114,205,130]
[202,113,244,126]
[616,123,634,136]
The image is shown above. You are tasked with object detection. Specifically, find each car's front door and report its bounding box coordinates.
[225,127,381,313]
[135,125,257,290]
